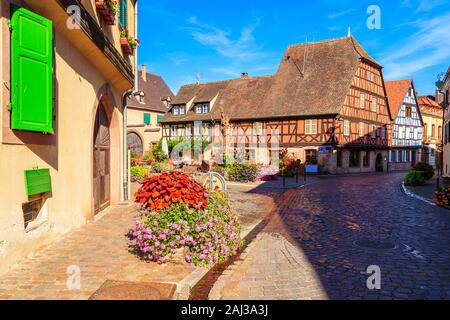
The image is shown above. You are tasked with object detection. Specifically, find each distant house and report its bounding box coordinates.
[385,80,424,171]
[127,64,174,156]
[161,36,393,174]
[442,67,450,177]
[418,95,443,168]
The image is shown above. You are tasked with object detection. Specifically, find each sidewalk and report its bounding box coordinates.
[406,175,449,201]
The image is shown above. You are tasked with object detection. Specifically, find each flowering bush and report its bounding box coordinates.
[258,165,279,181]
[413,162,434,180]
[280,155,298,177]
[130,165,148,182]
[435,187,450,207]
[130,175,243,266]
[135,172,208,211]
[106,0,118,15]
[212,164,258,182]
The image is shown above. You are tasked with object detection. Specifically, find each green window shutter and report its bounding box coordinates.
[10,6,53,134]
[157,115,163,124]
[119,0,128,29]
[144,113,151,125]
[24,168,52,196]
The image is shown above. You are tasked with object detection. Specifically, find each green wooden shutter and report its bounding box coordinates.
[119,0,128,29]
[157,115,163,124]
[10,6,53,134]
[144,113,151,124]
[24,168,52,196]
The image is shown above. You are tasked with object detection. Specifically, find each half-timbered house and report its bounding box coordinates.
[385,80,424,171]
[418,95,443,168]
[161,36,393,174]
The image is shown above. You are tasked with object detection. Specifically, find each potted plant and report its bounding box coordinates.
[95,0,118,25]
[120,29,140,55]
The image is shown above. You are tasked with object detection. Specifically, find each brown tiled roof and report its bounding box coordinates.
[162,36,381,123]
[128,72,174,113]
[385,80,411,117]
[418,95,443,116]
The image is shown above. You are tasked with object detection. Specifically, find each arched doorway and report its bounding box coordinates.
[93,102,111,214]
[375,153,383,172]
[127,132,143,157]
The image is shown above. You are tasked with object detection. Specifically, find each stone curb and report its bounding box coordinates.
[173,218,264,300]
[401,182,436,207]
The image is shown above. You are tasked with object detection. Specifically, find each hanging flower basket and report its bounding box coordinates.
[120,29,140,56]
[95,0,117,25]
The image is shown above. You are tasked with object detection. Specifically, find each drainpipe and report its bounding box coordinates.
[123,0,139,201]
[123,89,133,201]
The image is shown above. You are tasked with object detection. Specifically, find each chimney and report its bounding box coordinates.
[241,72,249,79]
[436,89,444,105]
[141,64,147,82]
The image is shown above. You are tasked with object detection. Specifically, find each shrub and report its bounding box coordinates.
[152,140,168,163]
[151,161,171,173]
[413,162,434,180]
[134,172,208,211]
[130,188,242,266]
[404,170,426,186]
[211,164,258,183]
[280,156,298,177]
[435,187,450,207]
[130,165,148,182]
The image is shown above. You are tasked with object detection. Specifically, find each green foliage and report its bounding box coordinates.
[404,170,426,186]
[152,161,171,173]
[152,140,168,163]
[212,163,258,183]
[413,162,434,180]
[130,165,148,182]
[167,137,210,154]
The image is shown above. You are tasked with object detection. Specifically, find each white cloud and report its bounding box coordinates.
[381,12,450,80]
[186,16,266,63]
[416,0,446,12]
[327,9,355,19]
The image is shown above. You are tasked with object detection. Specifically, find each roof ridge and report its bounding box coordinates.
[287,36,350,49]
[180,74,274,88]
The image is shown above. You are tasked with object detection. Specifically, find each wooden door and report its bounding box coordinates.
[93,103,111,214]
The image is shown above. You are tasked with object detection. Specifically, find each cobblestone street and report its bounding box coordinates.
[210,173,450,300]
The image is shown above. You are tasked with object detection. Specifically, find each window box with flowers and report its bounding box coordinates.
[95,0,118,25]
[120,29,140,55]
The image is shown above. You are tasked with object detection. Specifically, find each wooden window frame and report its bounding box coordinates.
[359,122,365,137]
[305,119,317,135]
[344,120,350,136]
[360,93,365,109]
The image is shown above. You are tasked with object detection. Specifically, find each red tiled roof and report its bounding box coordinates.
[385,80,411,117]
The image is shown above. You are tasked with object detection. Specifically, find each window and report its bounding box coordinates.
[405,106,412,118]
[170,125,177,137]
[406,150,411,162]
[305,119,317,135]
[119,0,128,29]
[381,126,386,139]
[363,151,370,167]
[10,7,53,133]
[337,150,343,167]
[391,150,397,162]
[157,115,163,124]
[370,125,376,139]
[172,105,186,115]
[143,113,151,125]
[305,150,318,164]
[439,126,442,141]
[371,97,377,112]
[432,124,436,138]
[349,150,360,167]
[398,150,403,162]
[360,93,365,109]
[344,120,350,136]
[195,103,210,114]
[367,71,373,82]
[359,122,365,137]
[424,123,428,139]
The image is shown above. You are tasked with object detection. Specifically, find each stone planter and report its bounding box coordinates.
[120,38,134,56]
[95,0,116,25]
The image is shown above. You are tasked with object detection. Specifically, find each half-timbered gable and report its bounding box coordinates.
[385,80,424,170]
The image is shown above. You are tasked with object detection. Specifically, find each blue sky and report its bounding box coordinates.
[138,0,450,96]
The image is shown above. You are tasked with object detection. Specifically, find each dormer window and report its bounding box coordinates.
[172,104,186,115]
[195,103,210,114]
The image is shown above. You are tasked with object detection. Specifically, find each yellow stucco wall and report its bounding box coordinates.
[422,112,442,167]
[127,108,164,153]
[0,0,134,275]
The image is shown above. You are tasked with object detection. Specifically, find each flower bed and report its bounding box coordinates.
[95,0,117,25]
[130,172,242,266]
[434,187,450,207]
[211,163,258,183]
[130,165,148,183]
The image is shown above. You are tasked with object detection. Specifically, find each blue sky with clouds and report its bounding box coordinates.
[138,0,450,96]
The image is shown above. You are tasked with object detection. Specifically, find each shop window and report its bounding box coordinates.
[305,149,318,165]
[349,150,360,167]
